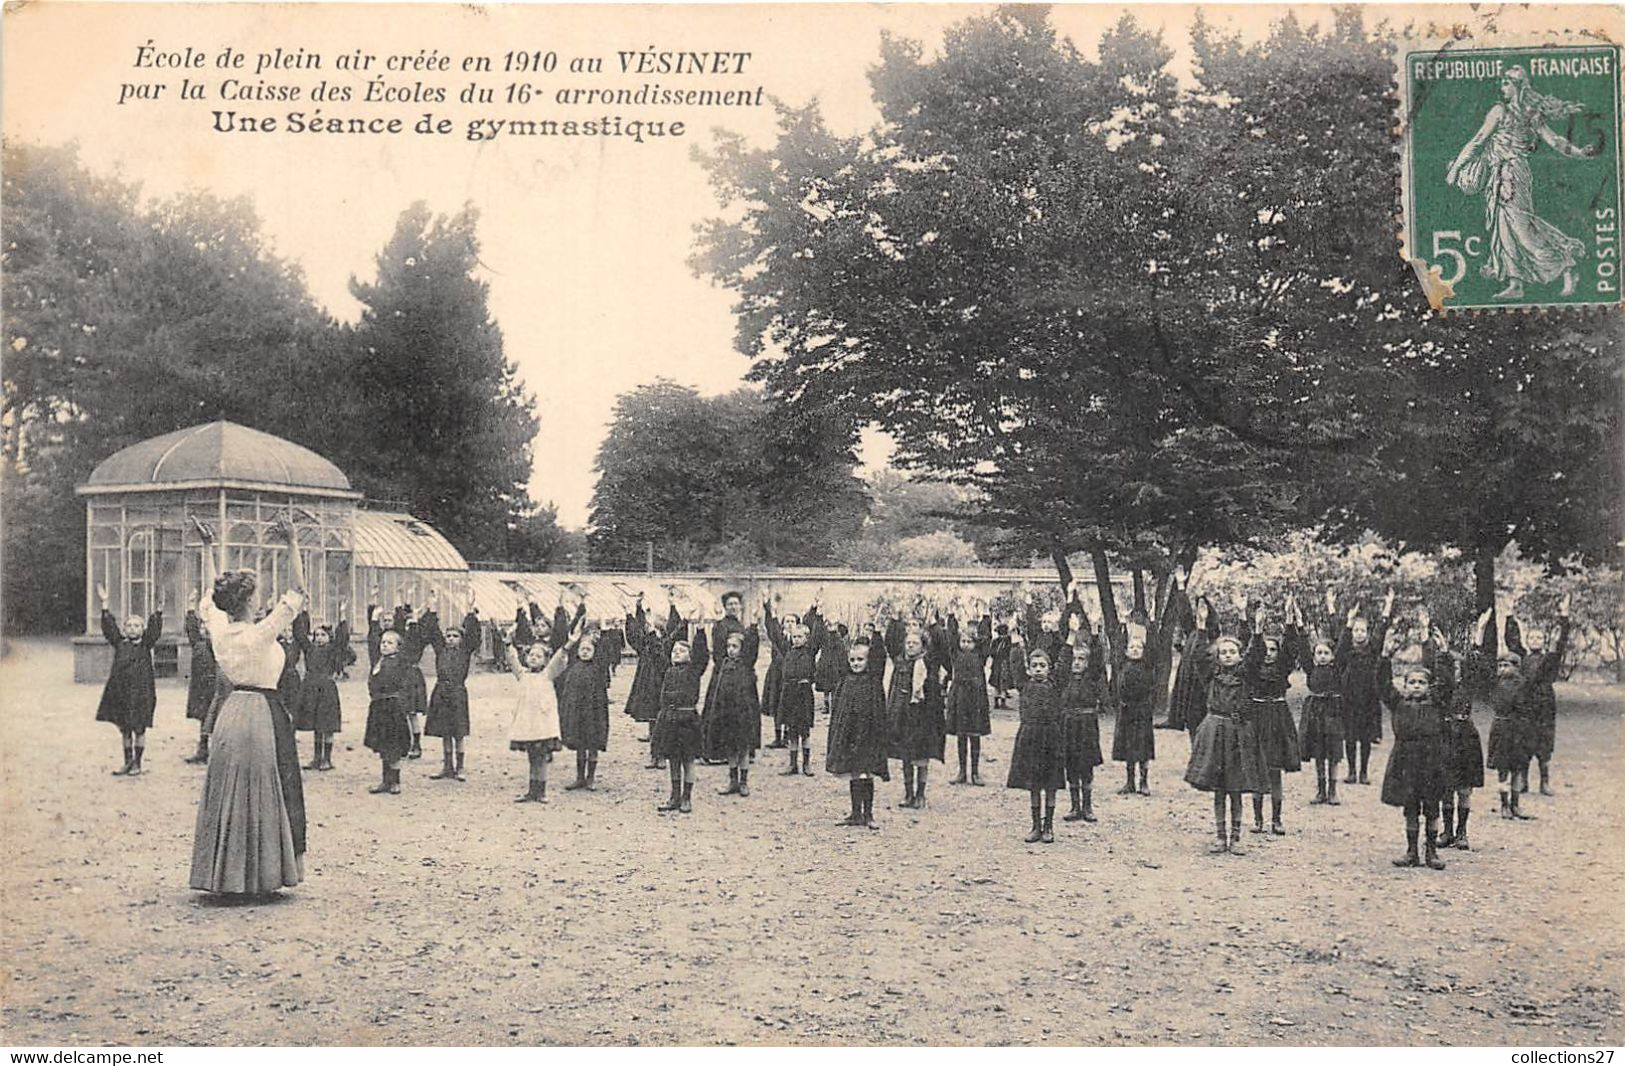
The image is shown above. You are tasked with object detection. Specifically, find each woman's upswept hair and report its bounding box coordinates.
[213,570,257,616]
[1505,66,1584,122]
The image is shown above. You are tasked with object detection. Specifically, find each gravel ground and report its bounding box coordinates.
[2,637,1621,1046]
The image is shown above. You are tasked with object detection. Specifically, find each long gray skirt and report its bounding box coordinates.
[189,690,304,894]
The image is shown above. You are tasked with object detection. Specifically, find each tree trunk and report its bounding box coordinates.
[1473,542,1497,616]
[1147,566,1177,717]
[1048,545,1075,594]
[1090,546,1120,644]
[1131,568,1147,616]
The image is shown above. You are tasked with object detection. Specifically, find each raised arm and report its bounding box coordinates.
[764,599,788,655]
[864,629,887,677]
[688,624,709,672]
[1503,613,1526,658]
[1377,653,1401,710]
[626,599,649,655]
[141,607,164,648]
[423,609,447,653]
[291,609,311,654]
[1534,598,1574,684]
[461,609,482,650]
[803,604,826,651]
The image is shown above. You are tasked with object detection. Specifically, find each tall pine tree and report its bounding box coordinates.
[346,203,539,558]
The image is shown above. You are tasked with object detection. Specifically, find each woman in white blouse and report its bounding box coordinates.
[188,516,309,897]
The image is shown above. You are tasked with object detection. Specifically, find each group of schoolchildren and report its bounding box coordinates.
[93,575,1574,869]
[1167,587,1571,869]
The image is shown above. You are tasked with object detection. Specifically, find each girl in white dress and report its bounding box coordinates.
[189,516,309,897]
[506,614,580,803]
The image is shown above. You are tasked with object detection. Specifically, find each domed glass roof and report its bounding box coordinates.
[79,421,357,496]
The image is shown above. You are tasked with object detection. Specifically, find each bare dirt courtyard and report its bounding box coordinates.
[2,638,1621,1046]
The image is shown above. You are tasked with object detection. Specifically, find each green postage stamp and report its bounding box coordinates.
[1401,42,1623,311]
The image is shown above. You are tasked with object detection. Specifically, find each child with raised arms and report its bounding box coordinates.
[423,591,480,781]
[1185,633,1266,854]
[294,602,350,772]
[94,584,163,776]
[827,618,890,829]
[652,609,707,813]
[944,604,993,786]
[886,605,948,810]
[1060,614,1107,822]
[506,616,578,804]
[1006,640,1069,844]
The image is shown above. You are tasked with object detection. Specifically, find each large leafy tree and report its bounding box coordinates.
[2,143,340,632]
[693,4,1618,645]
[587,380,867,570]
[1335,312,1622,611]
[691,9,1389,640]
[345,202,540,559]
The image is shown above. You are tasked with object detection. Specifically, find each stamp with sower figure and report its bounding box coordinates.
[1401,42,1622,311]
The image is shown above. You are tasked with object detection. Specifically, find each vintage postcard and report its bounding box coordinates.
[1,0,1621,1053]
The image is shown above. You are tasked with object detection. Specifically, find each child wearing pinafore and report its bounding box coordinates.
[507,619,577,804]
[1185,635,1266,854]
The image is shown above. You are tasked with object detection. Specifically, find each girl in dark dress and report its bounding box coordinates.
[294,605,351,772]
[701,592,749,765]
[653,620,708,813]
[274,611,308,735]
[767,599,824,777]
[1430,609,1485,850]
[1244,601,1301,836]
[1006,645,1068,843]
[1112,622,1157,796]
[364,629,413,795]
[1483,597,1570,819]
[1168,597,1218,742]
[1341,590,1395,785]
[1504,611,1569,797]
[394,603,430,761]
[558,623,613,791]
[424,598,481,782]
[814,621,849,717]
[1060,623,1107,822]
[945,611,994,785]
[1377,638,1450,871]
[827,626,890,829]
[95,585,163,777]
[183,598,216,765]
[598,618,625,682]
[1294,592,1345,806]
[1185,635,1266,854]
[710,617,763,797]
[989,625,1016,709]
[624,594,678,764]
[886,614,948,810]
[761,604,795,751]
